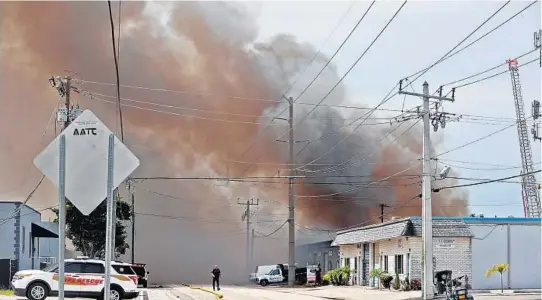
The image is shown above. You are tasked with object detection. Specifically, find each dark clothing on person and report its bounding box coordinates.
[212,268,221,291]
[315,267,322,285]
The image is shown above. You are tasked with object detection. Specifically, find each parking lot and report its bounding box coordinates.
[1,286,540,300]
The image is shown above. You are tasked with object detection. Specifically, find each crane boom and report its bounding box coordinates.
[507,58,541,217]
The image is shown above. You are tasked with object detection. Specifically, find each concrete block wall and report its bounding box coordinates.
[433,237,472,281]
[340,236,472,286]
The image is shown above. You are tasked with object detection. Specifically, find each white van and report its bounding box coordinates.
[249,265,276,283]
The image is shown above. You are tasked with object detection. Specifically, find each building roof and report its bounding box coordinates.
[332,216,473,246]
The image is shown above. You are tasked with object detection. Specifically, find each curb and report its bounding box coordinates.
[181,283,224,299]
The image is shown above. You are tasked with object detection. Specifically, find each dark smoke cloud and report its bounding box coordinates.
[0,1,468,284]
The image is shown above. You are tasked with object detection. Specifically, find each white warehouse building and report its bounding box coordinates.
[331,216,541,290]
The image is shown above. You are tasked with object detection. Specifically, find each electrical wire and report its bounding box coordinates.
[434,121,521,158]
[279,0,515,172]
[299,193,422,233]
[433,169,541,192]
[274,1,407,144]
[0,97,61,195]
[453,57,539,89]
[290,1,375,105]
[441,49,538,87]
[0,176,46,226]
[236,2,376,177]
[299,118,421,174]
[403,1,512,87]
[421,0,538,84]
[254,220,288,238]
[135,212,281,225]
[107,0,124,142]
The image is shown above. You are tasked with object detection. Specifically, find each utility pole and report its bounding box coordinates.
[250,228,255,273]
[238,198,259,282]
[128,179,136,263]
[48,75,72,300]
[399,80,455,300]
[379,204,389,223]
[287,97,296,287]
[273,97,297,286]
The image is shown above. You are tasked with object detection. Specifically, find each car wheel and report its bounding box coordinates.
[110,288,123,300]
[260,280,269,287]
[27,282,48,300]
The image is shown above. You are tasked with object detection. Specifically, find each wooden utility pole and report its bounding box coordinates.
[64,76,71,129]
[238,198,259,282]
[379,204,389,223]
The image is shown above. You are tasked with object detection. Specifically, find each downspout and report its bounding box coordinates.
[506,223,511,289]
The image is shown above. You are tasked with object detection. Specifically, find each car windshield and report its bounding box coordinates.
[112,264,136,275]
[132,266,146,276]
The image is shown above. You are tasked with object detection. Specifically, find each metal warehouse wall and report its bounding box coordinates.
[0,203,17,259]
[470,222,541,290]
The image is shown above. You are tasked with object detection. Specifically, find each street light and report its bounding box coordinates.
[439,166,451,179]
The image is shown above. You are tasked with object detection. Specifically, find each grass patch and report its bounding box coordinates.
[0,289,14,296]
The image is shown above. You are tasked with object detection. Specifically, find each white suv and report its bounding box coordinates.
[11,257,139,300]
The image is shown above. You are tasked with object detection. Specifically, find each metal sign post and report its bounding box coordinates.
[58,135,66,300]
[34,110,140,300]
[104,135,115,300]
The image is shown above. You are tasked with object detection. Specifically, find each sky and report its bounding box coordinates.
[253,0,541,218]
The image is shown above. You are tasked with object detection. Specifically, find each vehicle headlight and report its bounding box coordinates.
[12,275,23,280]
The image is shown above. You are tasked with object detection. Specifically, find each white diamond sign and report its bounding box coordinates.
[34,109,140,215]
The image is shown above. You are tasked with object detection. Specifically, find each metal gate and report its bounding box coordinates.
[362,244,370,285]
[0,259,12,289]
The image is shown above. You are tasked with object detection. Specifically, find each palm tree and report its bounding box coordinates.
[485,263,509,293]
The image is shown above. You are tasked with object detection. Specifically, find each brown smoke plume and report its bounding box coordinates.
[0,1,468,284]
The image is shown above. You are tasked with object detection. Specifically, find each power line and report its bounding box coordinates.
[290,1,375,105]
[107,0,124,142]
[236,2,376,179]
[0,176,45,226]
[433,169,541,192]
[434,121,521,158]
[404,1,512,85]
[0,97,61,195]
[282,0,514,171]
[254,220,288,238]
[299,118,421,174]
[425,0,538,84]
[441,49,538,87]
[275,1,407,144]
[453,57,539,89]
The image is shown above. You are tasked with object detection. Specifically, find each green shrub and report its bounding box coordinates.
[327,266,350,286]
[369,268,384,288]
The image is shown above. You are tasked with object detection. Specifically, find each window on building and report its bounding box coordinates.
[354,257,358,271]
[384,256,389,272]
[394,255,404,274]
[328,260,332,271]
[83,263,105,274]
[345,257,350,267]
[22,226,26,254]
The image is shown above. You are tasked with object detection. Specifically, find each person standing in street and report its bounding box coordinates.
[211,265,221,291]
[315,263,322,286]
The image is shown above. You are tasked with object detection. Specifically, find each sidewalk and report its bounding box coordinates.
[265,285,422,300]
